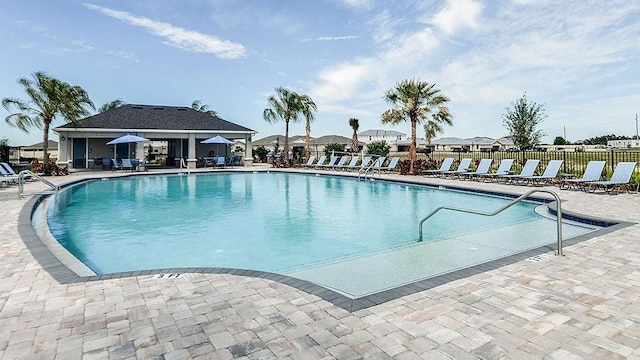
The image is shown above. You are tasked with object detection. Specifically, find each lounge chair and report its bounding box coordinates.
[301,156,317,168]
[370,156,387,174]
[215,156,227,168]
[102,157,112,170]
[318,156,339,169]
[121,159,134,171]
[438,158,472,177]
[459,159,492,180]
[423,158,454,177]
[521,160,563,186]
[332,156,349,170]
[0,165,19,185]
[111,158,121,171]
[496,159,540,184]
[559,160,606,190]
[0,162,31,180]
[584,162,637,194]
[336,157,358,171]
[473,159,514,181]
[357,156,373,172]
[313,155,327,169]
[383,157,400,173]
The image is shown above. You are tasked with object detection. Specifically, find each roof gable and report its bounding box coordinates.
[55,104,254,132]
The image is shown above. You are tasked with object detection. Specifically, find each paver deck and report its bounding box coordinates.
[1,167,639,359]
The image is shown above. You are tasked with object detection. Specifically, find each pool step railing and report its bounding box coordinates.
[418,189,564,256]
[358,155,382,181]
[17,170,59,197]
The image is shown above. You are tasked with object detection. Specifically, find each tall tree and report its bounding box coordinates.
[502,93,546,150]
[300,94,317,162]
[263,87,308,167]
[3,71,94,175]
[349,118,359,155]
[423,120,448,153]
[382,79,452,174]
[98,99,125,113]
[191,100,217,117]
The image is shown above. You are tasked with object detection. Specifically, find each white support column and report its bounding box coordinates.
[187,133,197,169]
[57,133,69,165]
[244,135,253,166]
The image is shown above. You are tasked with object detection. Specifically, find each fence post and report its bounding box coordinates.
[610,150,615,174]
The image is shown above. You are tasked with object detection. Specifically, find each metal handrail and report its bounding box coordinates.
[358,155,381,180]
[17,170,59,197]
[418,189,564,256]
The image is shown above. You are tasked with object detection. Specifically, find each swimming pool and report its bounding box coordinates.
[41,172,596,298]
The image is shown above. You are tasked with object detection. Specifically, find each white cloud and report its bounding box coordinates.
[83,3,245,59]
[430,0,483,36]
[337,0,373,10]
[300,35,360,42]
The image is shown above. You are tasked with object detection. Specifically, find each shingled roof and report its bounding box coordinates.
[56,104,254,132]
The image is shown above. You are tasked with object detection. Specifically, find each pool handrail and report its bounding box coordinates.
[17,169,59,198]
[418,189,564,256]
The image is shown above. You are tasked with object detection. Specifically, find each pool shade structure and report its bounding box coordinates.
[106,135,149,159]
[106,134,150,145]
[201,135,233,157]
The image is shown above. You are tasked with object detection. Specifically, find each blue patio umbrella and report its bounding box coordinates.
[201,135,233,158]
[106,134,149,145]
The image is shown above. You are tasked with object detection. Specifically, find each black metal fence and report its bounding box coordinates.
[410,150,640,176]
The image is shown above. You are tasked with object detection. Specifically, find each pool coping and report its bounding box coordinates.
[17,170,635,312]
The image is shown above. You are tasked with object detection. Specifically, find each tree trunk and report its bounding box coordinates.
[351,130,358,156]
[43,120,51,176]
[409,118,417,174]
[284,119,290,167]
[305,119,310,161]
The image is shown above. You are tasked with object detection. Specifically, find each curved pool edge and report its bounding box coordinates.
[18,171,636,312]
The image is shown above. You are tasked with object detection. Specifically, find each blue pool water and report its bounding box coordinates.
[45,172,595,296]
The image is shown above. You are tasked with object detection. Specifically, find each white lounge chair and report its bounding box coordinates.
[559,160,606,190]
[383,157,400,173]
[336,157,358,171]
[473,159,515,181]
[459,159,492,180]
[318,156,339,169]
[313,155,327,169]
[356,156,373,172]
[301,156,317,168]
[439,158,472,177]
[370,156,387,174]
[332,156,349,170]
[0,164,19,186]
[584,162,636,194]
[423,158,454,177]
[522,160,563,186]
[497,159,540,183]
[121,159,134,171]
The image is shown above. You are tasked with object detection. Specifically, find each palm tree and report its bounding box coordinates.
[423,118,450,155]
[381,79,452,174]
[3,71,94,175]
[263,87,307,167]
[98,99,125,113]
[191,100,217,117]
[349,118,359,155]
[300,94,317,162]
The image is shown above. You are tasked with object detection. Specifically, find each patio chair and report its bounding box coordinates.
[101,157,112,170]
[318,156,339,169]
[438,158,472,177]
[423,157,454,177]
[559,160,606,190]
[472,159,514,181]
[111,158,121,171]
[383,157,400,173]
[584,161,637,194]
[313,155,327,169]
[459,159,492,180]
[301,156,317,168]
[335,157,358,171]
[332,156,349,170]
[0,164,19,185]
[1,162,30,179]
[215,156,227,168]
[370,156,387,173]
[496,159,540,184]
[356,156,373,172]
[521,160,563,186]
[121,159,134,171]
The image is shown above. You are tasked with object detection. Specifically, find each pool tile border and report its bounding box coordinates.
[18,173,634,312]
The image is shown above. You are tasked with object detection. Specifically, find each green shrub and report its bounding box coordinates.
[365,140,390,157]
[324,142,345,157]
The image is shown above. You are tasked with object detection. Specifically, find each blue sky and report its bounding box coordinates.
[1,0,639,146]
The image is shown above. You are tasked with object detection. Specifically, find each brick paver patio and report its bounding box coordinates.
[1,167,639,359]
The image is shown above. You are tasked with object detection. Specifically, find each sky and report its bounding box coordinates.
[1,0,639,146]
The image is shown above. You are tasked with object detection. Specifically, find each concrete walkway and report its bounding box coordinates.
[1,167,639,359]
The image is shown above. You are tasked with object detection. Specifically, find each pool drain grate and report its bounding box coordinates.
[526,254,550,262]
[153,273,199,279]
